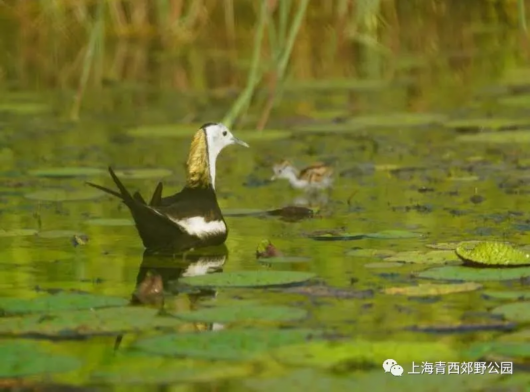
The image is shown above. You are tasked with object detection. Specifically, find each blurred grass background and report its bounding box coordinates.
[0,0,528,126]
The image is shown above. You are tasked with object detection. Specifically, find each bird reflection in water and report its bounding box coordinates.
[114,245,228,351]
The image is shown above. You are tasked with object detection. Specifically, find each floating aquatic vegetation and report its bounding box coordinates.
[456,129,530,144]
[482,291,530,301]
[256,240,283,258]
[0,229,37,237]
[25,188,104,202]
[134,328,324,361]
[383,250,459,264]
[223,208,267,217]
[417,266,530,282]
[91,354,252,384]
[179,271,316,288]
[0,340,82,378]
[112,168,173,179]
[84,218,135,226]
[445,118,530,132]
[0,292,128,315]
[346,248,397,258]
[491,302,530,323]
[0,307,183,337]
[37,230,86,239]
[28,167,105,178]
[382,282,482,297]
[456,241,530,266]
[173,304,307,323]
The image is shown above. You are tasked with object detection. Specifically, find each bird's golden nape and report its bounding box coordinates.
[185,129,211,189]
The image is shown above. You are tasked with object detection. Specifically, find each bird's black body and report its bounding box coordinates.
[87,167,228,254]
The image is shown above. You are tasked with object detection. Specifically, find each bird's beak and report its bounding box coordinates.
[233,137,249,148]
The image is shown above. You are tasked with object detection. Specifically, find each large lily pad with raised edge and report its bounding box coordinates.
[482,291,530,301]
[0,292,129,315]
[28,167,105,178]
[113,168,173,179]
[173,304,307,324]
[134,328,323,360]
[85,218,135,226]
[365,230,423,239]
[455,241,530,266]
[269,339,460,369]
[417,266,530,281]
[25,188,104,202]
[457,130,530,144]
[0,307,183,337]
[382,282,482,297]
[242,368,501,392]
[91,354,252,384]
[445,118,530,131]
[0,340,82,378]
[384,250,459,264]
[179,271,316,288]
[491,302,530,322]
[0,229,37,237]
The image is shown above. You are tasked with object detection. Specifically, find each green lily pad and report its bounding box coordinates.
[384,250,459,264]
[417,266,530,281]
[85,218,135,226]
[113,168,173,179]
[346,248,397,258]
[37,230,86,238]
[491,302,530,322]
[365,230,423,239]
[91,354,252,384]
[270,339,460,369]
[455,241,530,266]
[174,304,307,323]
[223,209,266,217]
[0,229,38,237]
[457,130,530,143]
[446,118,530,131]
[0,102,50,115]
[179,271,316,288]
[0,340,82,378]
[482,291,530,301]
[134,328,323,360]
[382,282,482,297]
[127,124,199,138]
[25,188,104,202]
[257,256,311,264]
[309,233,365,241]
[0,292,129,315]
[28,167,105,178]
[0,306,182,337]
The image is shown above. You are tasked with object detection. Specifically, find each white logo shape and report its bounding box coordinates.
[382,359,397,373]
[390,364,403,376]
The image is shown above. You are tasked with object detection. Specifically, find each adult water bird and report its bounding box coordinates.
[87,123,249,254]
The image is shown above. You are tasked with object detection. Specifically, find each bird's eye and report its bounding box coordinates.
[222,131,227,136]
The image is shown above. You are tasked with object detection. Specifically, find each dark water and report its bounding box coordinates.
[1,3,530,391]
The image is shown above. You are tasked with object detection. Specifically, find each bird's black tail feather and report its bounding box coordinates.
[86,166,135,205]
[149,182,163,206]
